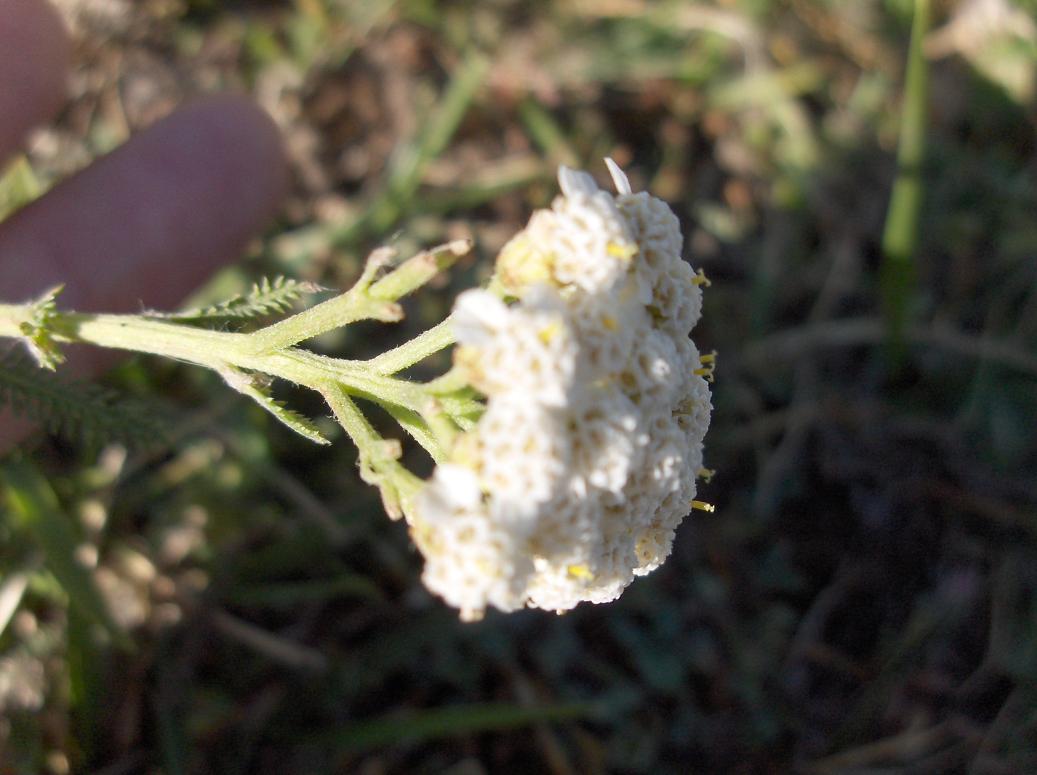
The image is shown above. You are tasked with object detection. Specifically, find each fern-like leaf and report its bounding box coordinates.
[151,276,325,324]
[220,367,330,445]
[0,350,169,448]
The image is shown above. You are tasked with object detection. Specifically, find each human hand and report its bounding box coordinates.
[0,0,289,448]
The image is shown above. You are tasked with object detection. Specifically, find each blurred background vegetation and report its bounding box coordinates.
[2,0,1037,772]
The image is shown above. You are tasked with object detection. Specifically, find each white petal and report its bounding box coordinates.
[451,289,509,345]
[520,282,566,313]
[557,166,599,198]
[604,157,632,195]
[431,464,483,510]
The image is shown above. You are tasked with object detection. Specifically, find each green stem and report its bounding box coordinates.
[424,365,472,395]
[2,301,443,514]
[368,51,491,236]
[57,313,430,411]
[1,302,480,462]
[0,238,480,495]
[242,240,469,355]
[244,288,402,355]
[0,302,485,433]
[242,248,395,354]
[880,0,930,363]
[365,318,456,375]
[367,240,471,302]
[320,384,423,520]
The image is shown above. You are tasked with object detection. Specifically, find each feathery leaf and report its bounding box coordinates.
[151,276,325,324]
[219,366,331,445]
[0,350,168,448]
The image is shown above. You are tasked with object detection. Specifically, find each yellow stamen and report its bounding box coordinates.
[538,321,562,344]
[567,564,594,580]
[691,500,715,513]
[601,315,619,331]
[694,352,717,383]
[692,269,711,287]
[606,241,638,260]
[697,467,716,483]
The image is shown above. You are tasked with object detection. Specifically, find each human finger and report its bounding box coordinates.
[0,94,289,314]
[0,0,70,166]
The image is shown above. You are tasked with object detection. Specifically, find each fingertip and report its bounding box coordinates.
[39,0,72,96]
[175,94,290,223]
[0,93,290,313]
[0,0,71,161]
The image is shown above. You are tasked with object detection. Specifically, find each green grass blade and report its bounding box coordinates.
[1,459,130,649]
[518,98,580,166]
[338,49,491,243]
[67,604,103,761]
[880,0,931,363]
[395,49,492,195]
[0,156,43,221]
[153,638,188,775]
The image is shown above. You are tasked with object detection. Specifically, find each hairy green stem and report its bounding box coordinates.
[0,295,485,465]
[365,318,456,375]
[0,234,485,487]
[242,240,469,355]
[320,384,423,520]
[0,298,483,427]
[243,288,402,355]
[56,314,429,410]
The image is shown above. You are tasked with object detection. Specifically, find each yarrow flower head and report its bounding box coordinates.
[411,160,714,620]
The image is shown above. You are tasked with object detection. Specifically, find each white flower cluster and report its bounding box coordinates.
[410,161,713,620]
